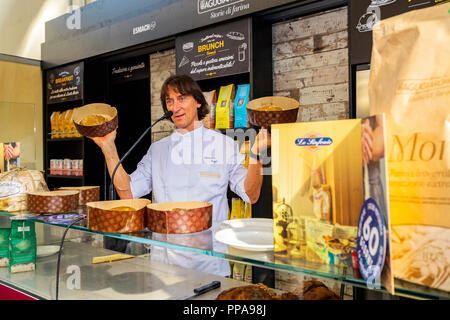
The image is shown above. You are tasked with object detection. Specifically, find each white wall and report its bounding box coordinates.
[0,0,78,60]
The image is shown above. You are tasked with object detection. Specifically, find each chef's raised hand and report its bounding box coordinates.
[89,129,117,152]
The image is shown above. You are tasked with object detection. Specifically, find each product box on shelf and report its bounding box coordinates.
[202,90,217,129]
[50,111,60,139]
[71,107,83,137]
[63,109,75,138]
[57,111,67,138]
[215,84,235,129]
[234,84,250,128]
[271,115,394,294]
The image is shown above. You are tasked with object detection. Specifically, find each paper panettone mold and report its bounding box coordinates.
[73,103,118,137]
[247,96,299,127]
[57,186,100,206]
[27,190,79,214]
[146,201,213,234]
[87,199,151,233]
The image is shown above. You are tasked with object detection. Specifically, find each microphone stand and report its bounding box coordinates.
[109,111,173,200]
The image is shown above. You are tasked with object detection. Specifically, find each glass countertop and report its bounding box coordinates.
[1,211,448,300]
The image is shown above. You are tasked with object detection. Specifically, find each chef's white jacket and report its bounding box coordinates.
[129,124,250,276]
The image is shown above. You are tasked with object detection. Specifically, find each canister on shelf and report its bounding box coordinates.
[63,158,71,175]
[54,159,63,175]
[71,159,81,176]
[78,159,83,176]
[49,159,56,175]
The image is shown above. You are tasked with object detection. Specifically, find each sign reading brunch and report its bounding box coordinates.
[175,18,250,81]
[46,62,84,104]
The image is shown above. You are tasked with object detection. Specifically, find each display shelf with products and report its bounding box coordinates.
[0,211,447,300]
[43,88,107,199]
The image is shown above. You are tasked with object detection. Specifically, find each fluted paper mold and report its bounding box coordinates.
[57,186,100,206]
[87,199,151,233]
[73,103,118,137]
[146,202,213,234]
[27,190,79,214]
[247,96,299,128]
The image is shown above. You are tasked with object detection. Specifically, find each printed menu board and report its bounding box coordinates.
[176,18,250,81]
[46,62,83,104]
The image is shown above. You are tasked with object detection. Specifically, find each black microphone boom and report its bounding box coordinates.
[109,110,173,200]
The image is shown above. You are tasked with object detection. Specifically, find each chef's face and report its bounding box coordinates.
[165,85,200,132]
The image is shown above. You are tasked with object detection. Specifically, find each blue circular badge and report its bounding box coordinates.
[357,198,386,282]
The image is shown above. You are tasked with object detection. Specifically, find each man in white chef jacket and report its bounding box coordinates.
[91,74,269,277]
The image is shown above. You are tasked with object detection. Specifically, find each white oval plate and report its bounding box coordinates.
[214,218,274,251]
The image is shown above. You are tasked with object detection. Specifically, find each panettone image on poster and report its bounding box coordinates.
[271,116,394,293]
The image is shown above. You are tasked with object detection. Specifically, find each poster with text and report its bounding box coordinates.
[46,62,84,104]
[176,18,250,81]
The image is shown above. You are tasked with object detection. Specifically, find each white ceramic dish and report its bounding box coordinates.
[214,218,274,252]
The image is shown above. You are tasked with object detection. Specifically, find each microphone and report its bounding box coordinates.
[109,110,173,200]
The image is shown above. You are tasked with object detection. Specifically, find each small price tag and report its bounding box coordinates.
[357,198,387,283]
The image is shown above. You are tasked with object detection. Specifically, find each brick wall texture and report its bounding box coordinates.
[272,6,349,122]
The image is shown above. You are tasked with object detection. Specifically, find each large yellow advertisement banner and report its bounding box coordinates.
[271,116,394,294]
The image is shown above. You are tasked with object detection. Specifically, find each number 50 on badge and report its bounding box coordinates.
[357,198,387,288]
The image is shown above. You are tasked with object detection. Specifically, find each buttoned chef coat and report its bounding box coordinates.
[129,124,250,276]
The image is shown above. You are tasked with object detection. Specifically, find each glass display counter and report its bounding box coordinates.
[0,211,448,300]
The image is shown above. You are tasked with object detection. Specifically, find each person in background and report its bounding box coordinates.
[91,74,270,276]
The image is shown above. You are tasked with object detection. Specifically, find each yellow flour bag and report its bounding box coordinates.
[369,3,450,292]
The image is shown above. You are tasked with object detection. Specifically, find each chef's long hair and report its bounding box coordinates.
[160,74,209,121]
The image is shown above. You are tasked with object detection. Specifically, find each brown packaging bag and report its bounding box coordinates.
[369,3,450,292]
[50,111,60,139]
[202,90,217,129]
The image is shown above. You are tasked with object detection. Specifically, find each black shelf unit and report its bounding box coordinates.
[42,82,107,197]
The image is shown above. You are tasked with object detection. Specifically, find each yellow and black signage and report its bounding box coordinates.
[175,18,250,81]
[46,62,83,104]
